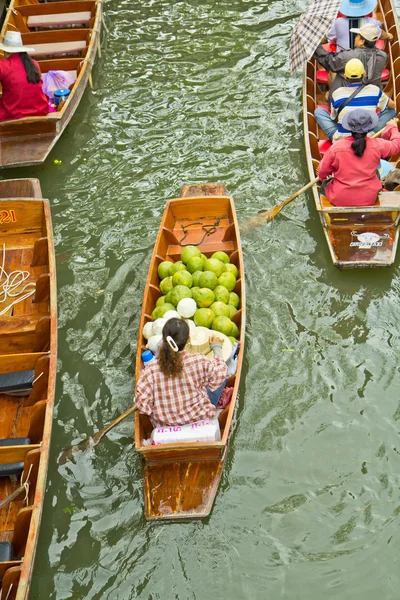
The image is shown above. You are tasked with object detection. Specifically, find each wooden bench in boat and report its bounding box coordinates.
[319,191,400,212]
[27,11,91,28]
[30,40,87,58]
[0,315,50,355]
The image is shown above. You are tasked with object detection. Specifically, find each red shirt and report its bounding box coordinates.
[318,124,400,206]
[0,54,49,122]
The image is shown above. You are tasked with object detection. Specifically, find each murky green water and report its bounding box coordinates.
[5,0,400,597]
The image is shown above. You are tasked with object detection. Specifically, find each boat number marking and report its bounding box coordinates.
[350,231,388,249]
[0,210,16,224]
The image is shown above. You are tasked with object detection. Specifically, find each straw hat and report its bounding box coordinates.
[0,31,34,54]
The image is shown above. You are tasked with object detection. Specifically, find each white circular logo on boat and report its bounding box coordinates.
[356,232,381,244]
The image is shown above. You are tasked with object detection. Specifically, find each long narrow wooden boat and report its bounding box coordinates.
[134,183,245,521]
[0,0,102,168]
[0,179,57,599]
[304,0,400,268]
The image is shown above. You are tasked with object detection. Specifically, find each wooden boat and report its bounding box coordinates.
[134,183,245,521]
[304,0,400,268]
[0,0,102,168]
[0,179,57,599]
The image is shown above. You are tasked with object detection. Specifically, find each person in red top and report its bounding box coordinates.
[0,31,48,122]
[135,318,228,428]
[318,109,400,207]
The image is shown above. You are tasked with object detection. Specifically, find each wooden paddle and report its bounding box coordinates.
[58,404,137,464]
[242,176,320,230]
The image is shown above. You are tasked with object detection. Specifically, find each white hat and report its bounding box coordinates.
[0,31,34,54]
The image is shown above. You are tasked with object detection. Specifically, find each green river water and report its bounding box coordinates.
[3,0,400,597]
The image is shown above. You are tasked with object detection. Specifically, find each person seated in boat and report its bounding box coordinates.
[0,31,49,123]
[326,0,392,51]
[314,24,387,102]
[314,58,396,142]
[135,318,228,429]
[318,110,400,206]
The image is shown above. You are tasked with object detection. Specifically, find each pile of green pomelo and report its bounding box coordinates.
[152,245,240,341]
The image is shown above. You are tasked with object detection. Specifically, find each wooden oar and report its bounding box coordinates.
[58,404,137,464]
[242,176,320,230]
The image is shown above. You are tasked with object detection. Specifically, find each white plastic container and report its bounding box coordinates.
[150,418,221,445]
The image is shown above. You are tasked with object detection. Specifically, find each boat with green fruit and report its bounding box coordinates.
[134,183,245,521]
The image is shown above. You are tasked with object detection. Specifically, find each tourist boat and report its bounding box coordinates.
[0,179,57,599]
[304,0,400,268]
[134,183,245,521]
[0,0,103,168]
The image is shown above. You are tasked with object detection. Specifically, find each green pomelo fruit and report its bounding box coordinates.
[156,296,166,307]
[211,251,230,264]
[211,316,233,336]
[172,269,193,288]
[218,272,236,292]
[210,301,230,318]
[200,253,207,263]
[169,261,186,275]
[158,261,174,280]
[228,336,236,344]
[199,270,218,290]
[213,285,230,304]
[194,308,214,328]
[164,291,172,303]
[227,304,237,319]
[152,303,175,319]
[170,285,192,306]
[224,263,239,278]
[160,276,173,295]
[186,256,204,274]
[192,271,203,287]
[228,292,240,308]
[191,286,200,296]
[181,245,201,264]
[230,322,240,339]
[193,287,215,308]
[203,258,225,277]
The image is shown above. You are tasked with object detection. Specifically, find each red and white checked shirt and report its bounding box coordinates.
[135,352,228,428]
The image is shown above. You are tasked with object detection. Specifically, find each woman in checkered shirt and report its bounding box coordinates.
[135,319,228,428]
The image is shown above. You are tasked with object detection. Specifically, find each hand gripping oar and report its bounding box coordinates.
[58,404,137,464]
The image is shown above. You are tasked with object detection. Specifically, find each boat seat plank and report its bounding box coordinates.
[319,192,400,212]
[0,566,20,598]
[30,40,87,58]
[27,11,91,28]
[31,237,48,267]
[0,560,21,581]
[0,353,47,376]
[0,315,50,355]
[0,445,40,466]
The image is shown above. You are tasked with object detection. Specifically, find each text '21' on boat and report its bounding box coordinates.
[0,0,103,168]
[134,183,245,521]
[0,179,57,600]
[304,0,400,268]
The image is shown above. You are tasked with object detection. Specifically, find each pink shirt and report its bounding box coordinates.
[319,124,400,206]
[0,54,49,122]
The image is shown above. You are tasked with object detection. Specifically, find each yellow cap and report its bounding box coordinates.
[345,58,365,80]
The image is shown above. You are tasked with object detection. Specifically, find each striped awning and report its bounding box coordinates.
[289,0,342,75]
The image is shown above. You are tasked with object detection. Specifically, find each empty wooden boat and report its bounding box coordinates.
[0,0,102,168]
[134,183,245,521]
[304,0,400,268]
[0,179,57,599]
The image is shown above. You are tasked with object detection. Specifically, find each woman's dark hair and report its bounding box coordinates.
[360,36,376,49]
[158,318,189,378]
[19,53,41,84]
[351,131,368,157]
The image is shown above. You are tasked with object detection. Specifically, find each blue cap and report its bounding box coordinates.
[141,350,154,364]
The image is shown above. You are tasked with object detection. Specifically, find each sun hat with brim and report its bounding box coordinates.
[350,23,380,42]
[0,31,34,54]
[339,0,377,17]
[342,109,379,134]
